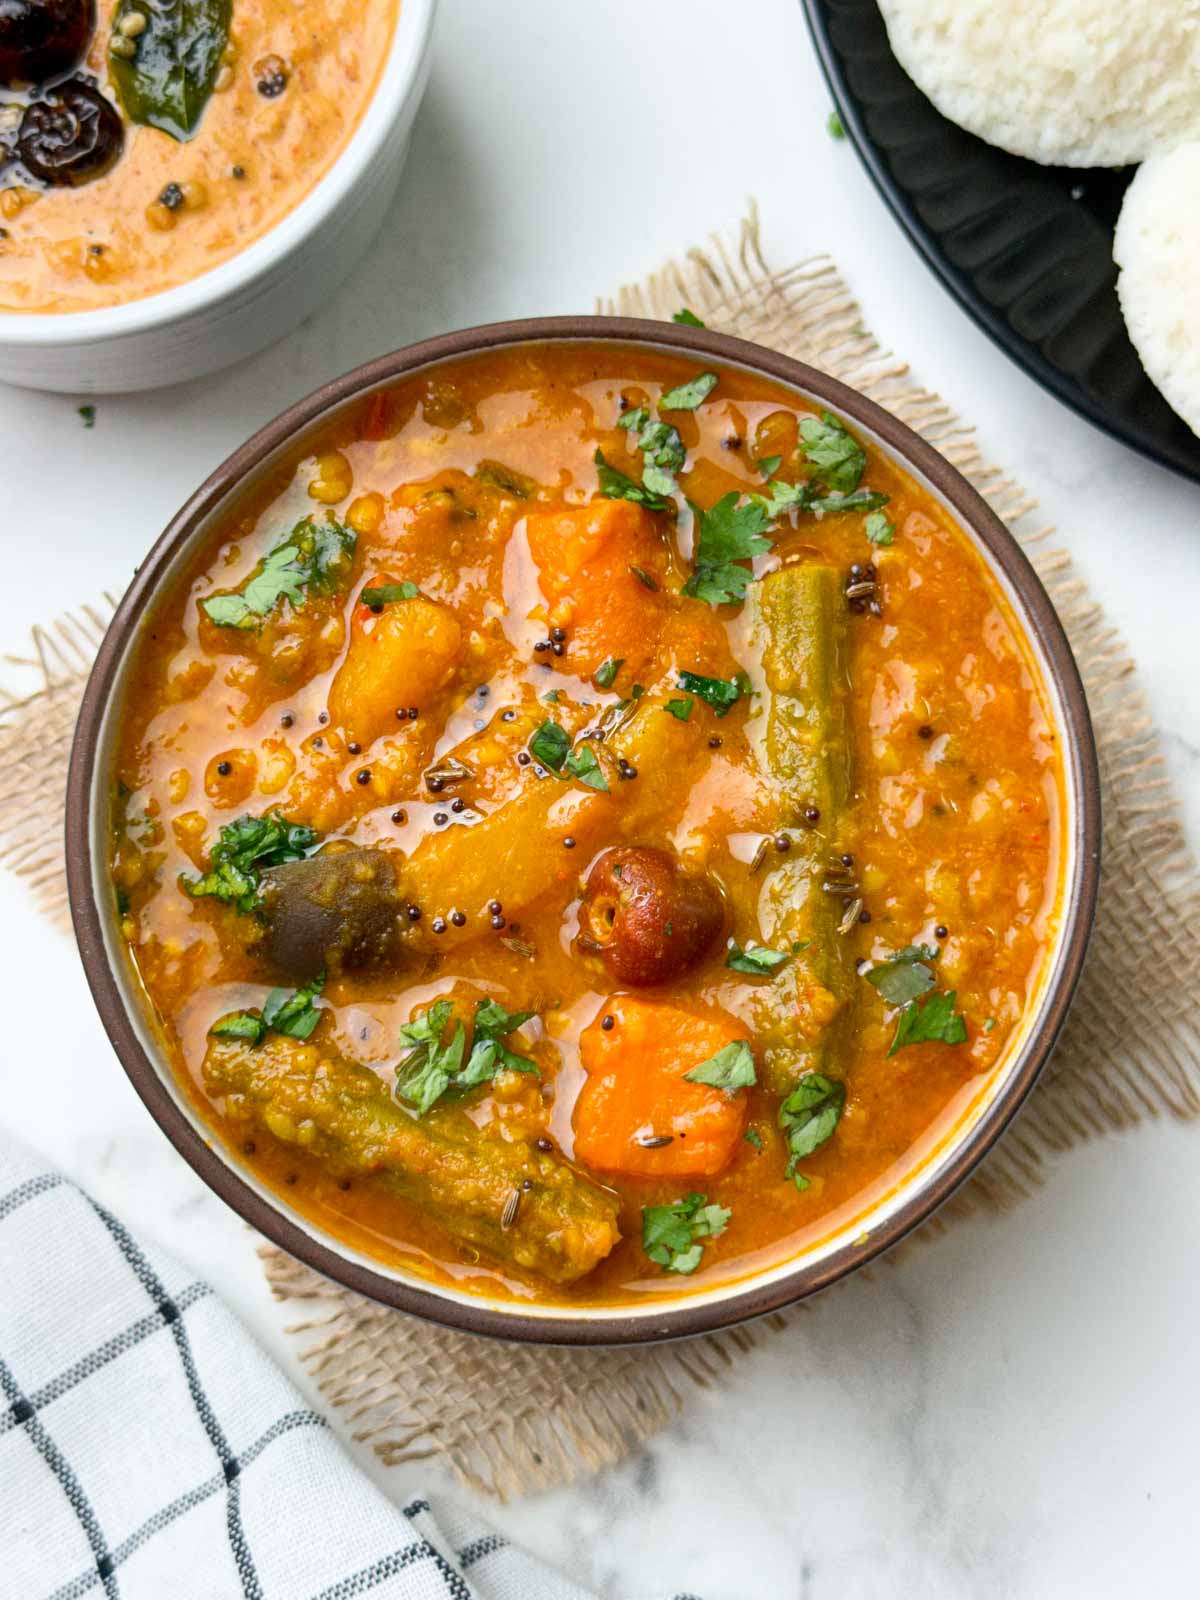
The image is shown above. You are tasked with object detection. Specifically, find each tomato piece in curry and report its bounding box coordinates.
[110,344,1065,1307]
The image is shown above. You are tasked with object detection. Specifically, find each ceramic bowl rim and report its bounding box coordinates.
[65,315,1102,1346]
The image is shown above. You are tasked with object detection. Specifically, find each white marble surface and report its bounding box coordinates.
[2,1,1198,1595]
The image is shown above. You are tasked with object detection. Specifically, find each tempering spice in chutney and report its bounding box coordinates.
[111,343,1066,1307]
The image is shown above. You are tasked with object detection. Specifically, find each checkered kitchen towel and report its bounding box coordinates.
[0,1130,699,1600]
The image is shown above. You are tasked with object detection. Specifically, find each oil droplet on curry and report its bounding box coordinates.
[111,344,1065,1306]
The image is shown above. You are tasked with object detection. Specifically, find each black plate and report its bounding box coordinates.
[801,0,1200,484]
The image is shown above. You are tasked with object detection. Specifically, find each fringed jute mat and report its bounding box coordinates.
[5,207,1199,1500]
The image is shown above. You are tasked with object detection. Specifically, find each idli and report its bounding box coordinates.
[1115,140,1200,438]
[878,0,1200,168]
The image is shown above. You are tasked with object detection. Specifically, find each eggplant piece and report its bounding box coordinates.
[258,847,410,980]
[204,1031,622,1285]
[747,564,857,1094]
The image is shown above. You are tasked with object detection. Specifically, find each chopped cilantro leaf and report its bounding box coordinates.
[865,511,895,546]
[683,493,774,605]
[864,945,939,1007]
[812,488,889,518]
[209,972,325,1047]
[397,997,540,1114]
[726,942,790,976]
[594,449,670,512]
[684,1039,756,1091]
[664,696,694,721]
[827,110,845,139]
[778,1072,844,1187]
[184,811,317,914]
[642,1192,730,1274]
[78,404,96,428]
[799,412,866,493]
[672,308,706,328]
[888,990,968,1055]
[617,406,650,433]
[756,454,782,479]
[744,1127,764,1152]
[677,669,747,717]
[595,657,624,690]
[983,1017,997,1034]
[563,744,609,791]
[262,973,325,1040]
[361,581,419,609]
[659,372,718,411]
[202,520,356,629]
[542,689,561,703]
[529,720,570,772]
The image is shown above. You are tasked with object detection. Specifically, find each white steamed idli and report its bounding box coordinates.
[1115,140,1200,438]
[878,0,1200,169]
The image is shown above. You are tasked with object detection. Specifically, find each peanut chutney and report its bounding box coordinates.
[0,0,399,313]
[110,343,1065,1307]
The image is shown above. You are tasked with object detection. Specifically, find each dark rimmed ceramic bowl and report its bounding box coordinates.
[66,317,1101,1346]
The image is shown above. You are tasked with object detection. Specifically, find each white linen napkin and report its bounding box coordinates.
[0,1129,699,1600]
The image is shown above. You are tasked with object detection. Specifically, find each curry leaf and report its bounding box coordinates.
[684,1040,756,1091]
[109,0,232,142]
[799,411,866,493]
[642,1192,730,1274]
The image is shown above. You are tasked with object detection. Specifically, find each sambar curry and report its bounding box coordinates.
[110,342,1065,1306]
[0,0,398,313]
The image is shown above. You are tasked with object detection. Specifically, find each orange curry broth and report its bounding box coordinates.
[0,0,399,313]
[111,345,1065,1307]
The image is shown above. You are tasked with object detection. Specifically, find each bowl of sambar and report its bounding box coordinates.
[65,317,1101,1343]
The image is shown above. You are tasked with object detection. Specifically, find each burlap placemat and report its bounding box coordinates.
[6,208,1198,1501]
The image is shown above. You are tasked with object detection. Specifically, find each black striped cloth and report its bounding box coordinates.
[0,1130,702,1600]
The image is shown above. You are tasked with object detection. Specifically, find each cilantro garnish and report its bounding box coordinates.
[563,744,609,791]
[210,972,325,1047]
[865,511,895,546]
[672,308,706,328]
[888,991,968,1055]
[395,997,540,1115]
[864,944,939,1007]
[756,454,782,479]
[778,1072,844,1189]
[202,520,356,629]
[677,669,748,717]
[863,944,968,1054]
[744,1127,764,1152]
[684,1039,756,1091]
[361,581,419,610]
[812,489,890,518]
[642,1193,730,1274]
[594,449,670,512]
[183,812,318,914]
[683,493,774,605]
[659,372,719,411]
[799,412,866,493]
[529,720,571,771]
[78,404,96,429]
[725,942,790,976]
[594,656,624,690]
[827,110,845,139]
[664,696,693,721]
[529,720,608,791]
[618,408,688,495]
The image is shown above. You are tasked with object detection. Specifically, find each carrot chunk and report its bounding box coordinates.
[328,578,462,747]
[573,996,750,1178]
[524,500,669,676]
